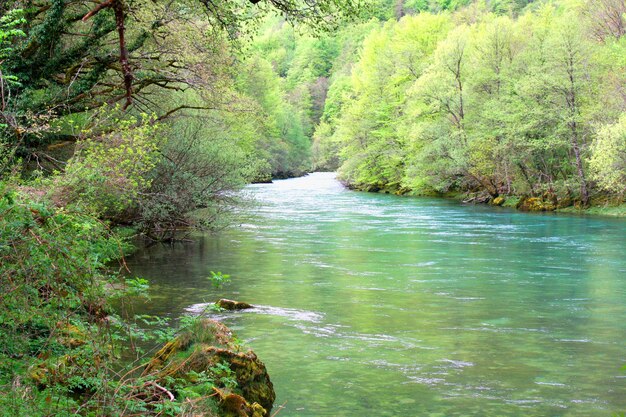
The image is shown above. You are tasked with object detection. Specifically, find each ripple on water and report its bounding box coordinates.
[438,359,475,369]
[185,303,324,323]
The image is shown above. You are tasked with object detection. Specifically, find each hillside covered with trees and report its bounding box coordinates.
[307,0,626,210]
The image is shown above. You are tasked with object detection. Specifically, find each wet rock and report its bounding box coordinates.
[208,348,275,412]
[216,299,253,311]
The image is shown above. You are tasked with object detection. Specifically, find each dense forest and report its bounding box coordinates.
[3,0,626,218]
[283,0,626,209]
[1,0,625,415]
[312,0,626,211]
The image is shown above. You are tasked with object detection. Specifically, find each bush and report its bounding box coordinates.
[0,182,121,415]
[137,117,260,241]
[590,115,626,196]
[51,115,161,222]
[0,184,242,416]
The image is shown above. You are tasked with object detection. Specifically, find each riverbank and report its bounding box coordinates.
[341,179,626,218]
[0,185,275,417]
[474,193,626,218]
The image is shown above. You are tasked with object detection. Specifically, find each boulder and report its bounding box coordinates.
[144,319,275,417]
[216,299,254,311]
[214,388,267,417]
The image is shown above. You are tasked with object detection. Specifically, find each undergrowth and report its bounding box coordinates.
[0,183,240,416]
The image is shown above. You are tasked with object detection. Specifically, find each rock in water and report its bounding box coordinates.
[216,299,254,310]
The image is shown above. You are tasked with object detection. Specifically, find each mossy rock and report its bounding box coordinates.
[216,299,253,311]
[491,196,506,206]
[145,320,235,373]
[517,196,556,212]
[144,319,275,416]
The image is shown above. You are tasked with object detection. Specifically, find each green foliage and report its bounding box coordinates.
[0,183,118,415]
[124,277,151,297]
[208,271,232,289]
[312,3,626,205]
[209,362,239,389]
[590,114,626,194]
[0,188,248,415]
[138,115,260,240]
[0,183,119,338]
[0,8,26,166]
[52,113,161,221]
[0,8,25,61]
[236,53,312,178]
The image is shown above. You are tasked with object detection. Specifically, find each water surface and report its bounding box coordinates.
[127,172,626,416]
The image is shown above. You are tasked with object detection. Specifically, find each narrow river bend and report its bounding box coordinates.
[127,172,626,417]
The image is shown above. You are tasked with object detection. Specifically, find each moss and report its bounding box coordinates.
[491,196,505,206]
[216,299,253,311]
[144,319,275,417]
[56,323,87,349]
[214,388,267,417]
[517,196,556,212]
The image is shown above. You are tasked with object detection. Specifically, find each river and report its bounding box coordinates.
[127,172,626,416]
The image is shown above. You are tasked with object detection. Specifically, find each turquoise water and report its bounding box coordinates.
[127,172,626,416]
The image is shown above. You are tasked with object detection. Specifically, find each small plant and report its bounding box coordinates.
[125,277,150,295]
[208,303,226,313]
[209,361,238,389]
[208,271,231,289]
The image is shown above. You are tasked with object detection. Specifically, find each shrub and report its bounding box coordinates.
[137,117,260,241]
[590,115,626,196]
[51,115,161,222]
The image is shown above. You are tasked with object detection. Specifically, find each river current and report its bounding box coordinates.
[127,172,626,416]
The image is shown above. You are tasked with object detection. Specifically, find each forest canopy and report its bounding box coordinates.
[307,0,626,208]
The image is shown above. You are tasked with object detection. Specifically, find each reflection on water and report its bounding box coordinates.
[127,172,626,416]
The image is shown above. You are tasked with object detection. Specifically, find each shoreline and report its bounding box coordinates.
[336,179,626,219]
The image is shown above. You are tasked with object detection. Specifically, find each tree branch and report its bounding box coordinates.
[82,0,133,110]
[81,0,116,22]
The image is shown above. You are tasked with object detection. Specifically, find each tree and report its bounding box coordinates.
[583,0,626,42]
[590,114,626,195]
[543,16,597,205]
[330,14,451,191]
[0,0,363,160]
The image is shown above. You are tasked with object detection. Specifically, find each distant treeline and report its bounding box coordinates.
[257,0,626,205]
